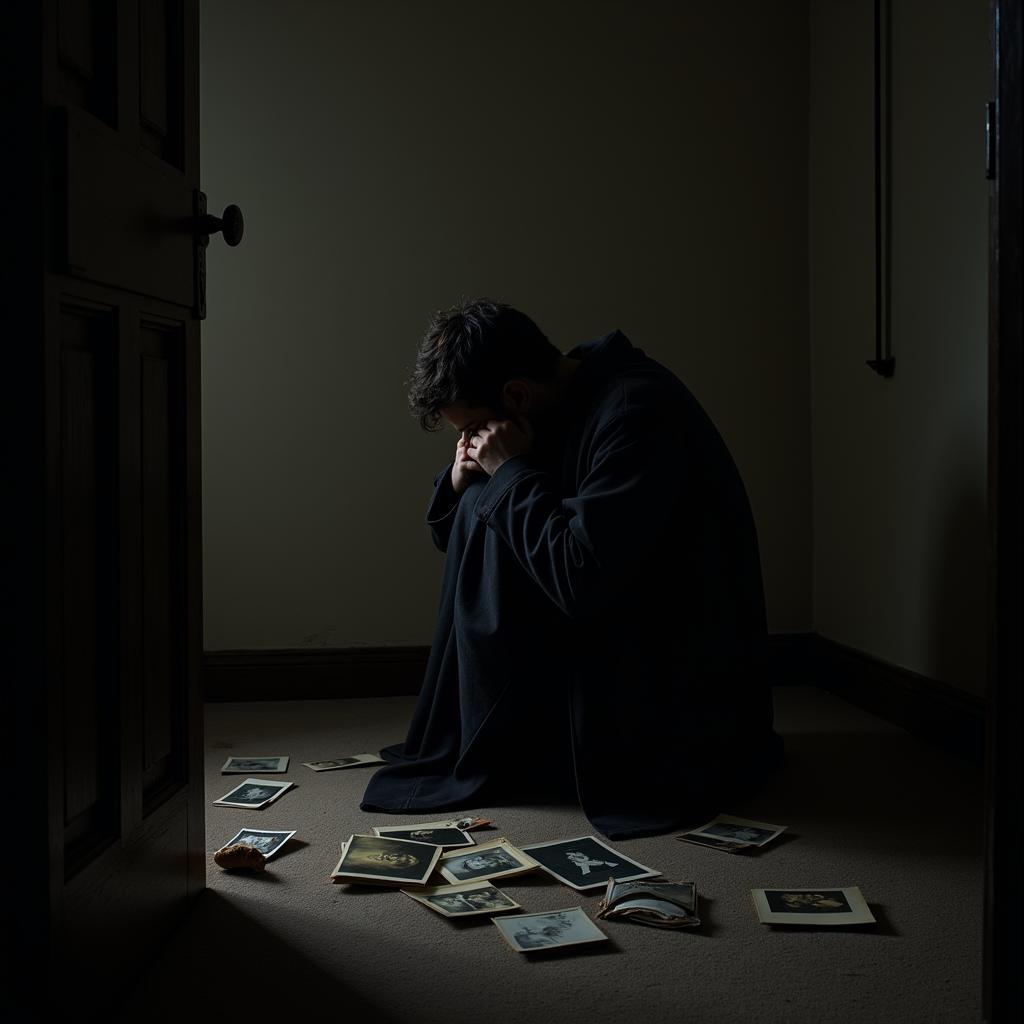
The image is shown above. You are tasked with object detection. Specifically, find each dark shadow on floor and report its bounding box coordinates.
[115,889,401,1021]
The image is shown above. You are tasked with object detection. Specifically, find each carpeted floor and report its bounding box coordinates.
[117,686,983,1023]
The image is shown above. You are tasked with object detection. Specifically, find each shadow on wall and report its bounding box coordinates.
[925,439,988,698]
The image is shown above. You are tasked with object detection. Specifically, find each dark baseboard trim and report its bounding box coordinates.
[203,634,987,761]
[780,632,986,762]
[203,646,429,702]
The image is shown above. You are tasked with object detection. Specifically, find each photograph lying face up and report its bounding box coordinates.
[401,881,521,918]
[493,908,609,953]
[520,835,661,890]
[330,834,442,886]
[372,823,475,848]
[437,837,540,884]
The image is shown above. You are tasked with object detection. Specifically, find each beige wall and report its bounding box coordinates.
[809,0,990,695]
[200,0,813,650]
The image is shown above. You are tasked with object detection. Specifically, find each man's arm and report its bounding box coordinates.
[426,463,460,553]
[426,434,488,552]
[471,408,686,620]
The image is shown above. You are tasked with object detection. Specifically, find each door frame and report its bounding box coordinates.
[983,0,1022,1020]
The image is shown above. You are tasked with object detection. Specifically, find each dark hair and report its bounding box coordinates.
[407,297,561,431]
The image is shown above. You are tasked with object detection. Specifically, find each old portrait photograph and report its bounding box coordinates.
[493,907,609,953]
[219,828,297,860]
[213,778,294,809]
[330,834,442,885]
[401,881,521,918]
[438,838,540,884]
[220,755,289,774]
[373,824,475,848]
[683,815,787,848]
[751,886,876,926]
[302,753,385,771]
[520,835,660,890]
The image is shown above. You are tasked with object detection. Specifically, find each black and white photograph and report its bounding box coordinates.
[302,754,385,771]
[681,815,787,849]
[330,834,442,886]
[401,881,521,918]
[675,832,753,853]
[437,838,540,884]
[218,828,297,860]
[220,755,289,774]
[520,835,660,890]
[212,778,295,809]
[373,824,475,848]
[751,886,877,926]
[493,908,610,953]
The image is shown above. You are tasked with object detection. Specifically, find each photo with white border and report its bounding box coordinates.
[520,835,661,890]
[401,881,521,918]
[437,837,540,884]
[751,886,876,925]
[302,754,385,771]
[217,828,297,860]
[373,824,474,848]
[682,815,787,848]
[220,756,289,774]
[213,778,294,809]
[493,907,609,952]
[330,834,442,886]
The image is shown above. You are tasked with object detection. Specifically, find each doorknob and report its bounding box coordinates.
[195,203,244,246]
[192,190,244,320]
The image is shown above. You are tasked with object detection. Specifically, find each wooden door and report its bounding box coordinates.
[9,1,210,1012]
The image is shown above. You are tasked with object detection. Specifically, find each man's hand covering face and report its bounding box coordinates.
[467,418,534,475]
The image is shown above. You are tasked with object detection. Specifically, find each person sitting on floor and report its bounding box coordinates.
[360,297,783,838]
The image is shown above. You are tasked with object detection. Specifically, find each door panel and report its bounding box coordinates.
[59,301,120,872]
[35,0,206,1010]
[139,317,187,808]
[56,0,117,126]
[63,105,194,305]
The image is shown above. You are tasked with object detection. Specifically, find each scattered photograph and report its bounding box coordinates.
[373,824,475,849]
[401,881,521,918]
[379,815,492,832]
[218,828,297,860]
[213,778,294,809]
[330,834,442,886]
[675,833,753,853]
[680,815,787,850]
[438,837,541,884]
[493,907,609,953]
[751,886,876,926]
[302,754,385,771]
[520,835,661,890]
[220,755,289,774]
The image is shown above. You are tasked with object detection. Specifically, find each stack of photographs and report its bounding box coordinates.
[221,756,289,774]
[751,886,876,926]
[401,881,521,918]
[372,822,475,848]
[520,836,660,890]
[330,834,442,886]
[213,778,295,809]
[493,908,609,953]
[302,754,385,771]
[596,879,700,929]
[437,838,540,884]
[675,815,787,853]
